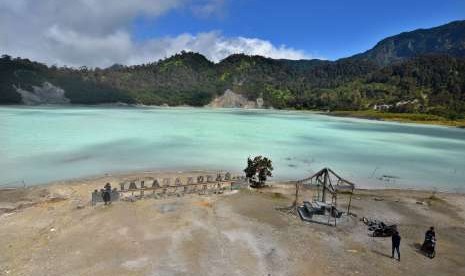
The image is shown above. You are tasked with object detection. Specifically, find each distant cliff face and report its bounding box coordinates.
[207,89,264,108]
[15,82,70,105]
[351,20,465,66]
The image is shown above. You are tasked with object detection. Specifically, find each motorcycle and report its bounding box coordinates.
[362,217,397,237]
[421,237,436,258]
[372,224,397,237]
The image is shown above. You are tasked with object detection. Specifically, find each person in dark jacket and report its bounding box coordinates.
[424,226,435,242]
[102,183,112,205]
[422,226,436,252]
[391,230,401,261]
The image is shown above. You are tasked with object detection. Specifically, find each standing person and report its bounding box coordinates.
[424,226,436,243]
[391,230,401,261]
[102,183,112,205]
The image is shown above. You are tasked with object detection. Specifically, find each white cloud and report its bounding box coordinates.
[191,0,226,18]
[131,32,309,65]
[0,0,310,67]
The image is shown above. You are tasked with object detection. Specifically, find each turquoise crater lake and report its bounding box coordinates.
[1,106,465,192]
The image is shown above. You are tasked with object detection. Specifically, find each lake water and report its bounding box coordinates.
[1,106,465,192]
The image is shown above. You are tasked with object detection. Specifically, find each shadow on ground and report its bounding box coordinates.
[371,249,392,259]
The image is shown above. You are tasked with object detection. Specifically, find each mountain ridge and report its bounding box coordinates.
[1,20,465,118]
[348,20,465,66]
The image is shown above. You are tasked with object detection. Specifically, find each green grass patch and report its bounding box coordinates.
[329,110,465,127]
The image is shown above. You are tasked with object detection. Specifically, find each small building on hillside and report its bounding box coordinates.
[373,104,393,111]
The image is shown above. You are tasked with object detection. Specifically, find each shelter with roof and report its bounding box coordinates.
[294,167,355,226]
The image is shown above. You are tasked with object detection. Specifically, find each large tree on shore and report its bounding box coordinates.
[244,156,273,188]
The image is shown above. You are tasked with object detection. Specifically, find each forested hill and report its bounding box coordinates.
[350,20,465,66]
[1,20,465,118]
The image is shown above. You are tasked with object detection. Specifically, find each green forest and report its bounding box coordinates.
[1,20,465,120]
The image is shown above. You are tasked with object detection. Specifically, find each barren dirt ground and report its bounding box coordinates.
[0,172,464,276]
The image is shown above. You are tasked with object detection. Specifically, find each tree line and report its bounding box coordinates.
[1,52,464,119]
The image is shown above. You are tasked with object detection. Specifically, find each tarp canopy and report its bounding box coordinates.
[297,167,355,195]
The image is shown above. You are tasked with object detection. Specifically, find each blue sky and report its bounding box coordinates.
[134,0,465,60]
[1,0,464,67]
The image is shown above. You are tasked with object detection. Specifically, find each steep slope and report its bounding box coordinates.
[92,51,218,106]
[350,20,465,66]
[321,55,465,115]
[1,20,465,116]
[0,55,134,105]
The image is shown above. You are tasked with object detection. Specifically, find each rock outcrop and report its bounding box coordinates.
[15,82,70,105]
[207,89,264,108]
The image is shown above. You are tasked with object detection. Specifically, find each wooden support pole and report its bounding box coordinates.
[322,169,328,202]
[347,189,353,215]
[294,182,300,209]
[334,194,337,227]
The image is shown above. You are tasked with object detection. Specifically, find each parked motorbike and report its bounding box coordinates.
[372,224,397,237]
[362,217,397,237]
